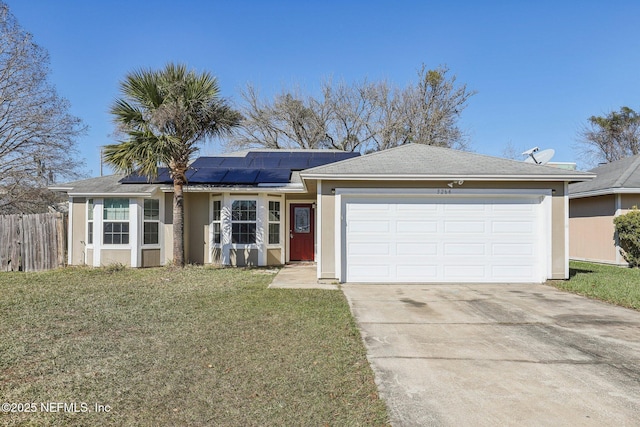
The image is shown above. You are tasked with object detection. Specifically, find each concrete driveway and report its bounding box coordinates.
[342,283,640,426]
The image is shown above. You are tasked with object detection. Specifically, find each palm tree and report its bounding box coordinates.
[104,63,241,266]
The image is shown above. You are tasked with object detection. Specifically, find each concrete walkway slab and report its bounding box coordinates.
[268,263,339,290]
[343,283,640,426]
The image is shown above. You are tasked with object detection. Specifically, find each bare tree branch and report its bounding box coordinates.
[0,1,85,214]
[228,64,476,153]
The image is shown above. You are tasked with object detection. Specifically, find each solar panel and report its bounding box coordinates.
[221,169,260,184]
[118,151,361,186]
[255,169,291,183]
[190,157,225,168]
[219,157,254,167]
[187,168,228,183]
[247,155,283,169]
[119,167,172,184]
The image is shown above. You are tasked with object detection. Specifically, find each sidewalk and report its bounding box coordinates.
[268,263,339,290]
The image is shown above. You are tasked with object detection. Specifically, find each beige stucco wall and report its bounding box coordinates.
[70,197,87,265]
[163,192,174,264]
[101,249,131,267]
[267,248,283,266]
[229,248,258,266]
[318,180,568,280]
[184,192,209,265]
[142,249,161,267]
[621,194,640,210]
[569,195,617,264]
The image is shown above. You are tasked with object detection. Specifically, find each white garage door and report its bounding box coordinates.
[344,196,547,283]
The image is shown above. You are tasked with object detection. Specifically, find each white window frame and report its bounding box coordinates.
[211,196,223,247]
[142,198,160,247]
[267,199,282,246]
[103,197,130,246]
[86,198,94,247]
[230,199,258,245]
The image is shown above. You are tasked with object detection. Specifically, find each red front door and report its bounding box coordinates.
[289,203,314,261]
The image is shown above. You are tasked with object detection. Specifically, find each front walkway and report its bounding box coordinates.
[268,263,339,290]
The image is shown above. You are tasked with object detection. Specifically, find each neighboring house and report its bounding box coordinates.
[51,144,593,283]
[569,155,640,265]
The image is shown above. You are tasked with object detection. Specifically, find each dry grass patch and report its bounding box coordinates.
[0,266,388,426]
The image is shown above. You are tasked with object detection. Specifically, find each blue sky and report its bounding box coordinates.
[8,0,640,176]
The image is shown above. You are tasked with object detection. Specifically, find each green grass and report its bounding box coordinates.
[548,261,640,310]
[0,266,389,426]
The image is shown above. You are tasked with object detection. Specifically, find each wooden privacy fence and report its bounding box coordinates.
[0,213,67,272]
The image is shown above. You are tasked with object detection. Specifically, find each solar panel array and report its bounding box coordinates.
[120,151,360,185]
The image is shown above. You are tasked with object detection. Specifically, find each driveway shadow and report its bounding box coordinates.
[568,268,594,279]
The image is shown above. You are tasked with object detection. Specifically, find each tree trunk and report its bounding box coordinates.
[173,180,185,266]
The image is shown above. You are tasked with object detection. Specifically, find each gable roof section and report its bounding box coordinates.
[49,175,158,197]
[569,154,640,197]
[302,144,594,182]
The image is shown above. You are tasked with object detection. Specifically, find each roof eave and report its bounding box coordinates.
[569,187,640,199]
[66,191,156,197]
[301,173,595,182]
[158,184,308,193]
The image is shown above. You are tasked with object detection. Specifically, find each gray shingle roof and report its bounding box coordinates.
[302,144,593,181]
[49,175,159,196]
[569,154,640,195]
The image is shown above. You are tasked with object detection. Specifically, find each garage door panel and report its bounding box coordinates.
[443,265,486,279]
[492,221,534,233]
[349,220,390,233]
[491,265,535,279]
[444,221,485,234]
[348,243,390,255]
[396,221,438,233]
[344,196,546,283]
[349,265,390,279]
[443,243,486,256]
[397,264,438,279]
[492,243,534,255]
[396,242,438,255]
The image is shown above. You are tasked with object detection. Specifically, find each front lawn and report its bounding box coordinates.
[548,261,640,310]
[0,266,388,426]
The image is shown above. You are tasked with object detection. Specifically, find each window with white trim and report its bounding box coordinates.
[231,200,256,244]
[212,199,222,244]
[143,199,159,245]
[87,198,94,244]
[268,200,280,245]
[103,198,129,244]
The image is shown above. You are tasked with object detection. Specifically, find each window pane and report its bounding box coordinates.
[104,198,129,220]
[213,223,221,244]
[231,223,256,244]
[213,200,221,221]
[294,207,310,233]
[144,222,159,245]
[268,223,280,245]
[87,199,94,220]
[88,222,93,244]
[144,199,159,220]
[232,200,256,221]
[104,221,129,245]
[269,201,280,222]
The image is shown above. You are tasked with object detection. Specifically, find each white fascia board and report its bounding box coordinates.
[301,173,594,182]
[67,191,154,197]
[335,188,552,197]
[569,187,640,199]
[159,185,307,193]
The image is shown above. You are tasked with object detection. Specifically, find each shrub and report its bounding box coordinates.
[614,208,640,267]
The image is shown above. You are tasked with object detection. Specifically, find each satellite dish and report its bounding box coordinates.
[523,148,555,165]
